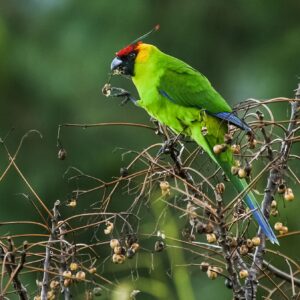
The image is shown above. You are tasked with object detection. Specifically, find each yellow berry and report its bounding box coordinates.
[50,280,60,289]
[63,270,72,279]
[88,267,97,274]
[238,168,247,178]
[199,262,210,271]
[252,237,261,246]
[68,199,77,208]
[213,144,226,154]
[279,226,288,235]
[246,239,253,248]
[70,262,78,271]
[75,271,86,281]
[284,188,294,202]
[274,222,283,231]
[114,246,123,255]
[47,290,54,298]
[239,244,248,255]
[131,243,140,252]
[160,181,170,191]
[271,200,277,209]
[207,267,218,280]
[239,269,249,279]
[249,139,257,149]
[231,144,241,154]
[277,184,286,194]
[110,239,120,249]
[63,279,71,287]
[206,233,217,243]
[112,254,125,264]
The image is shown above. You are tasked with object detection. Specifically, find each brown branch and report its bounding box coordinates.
[245,83,300,299]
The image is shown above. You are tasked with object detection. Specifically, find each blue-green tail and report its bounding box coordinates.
[191,125,279,244]
[227,171,279,245]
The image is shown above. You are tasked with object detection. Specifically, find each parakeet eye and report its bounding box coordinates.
[128,52,136,60]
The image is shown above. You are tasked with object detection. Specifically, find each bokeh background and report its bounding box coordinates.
[1,0,300,299]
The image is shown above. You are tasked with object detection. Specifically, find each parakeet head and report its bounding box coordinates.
[110,25,159,76]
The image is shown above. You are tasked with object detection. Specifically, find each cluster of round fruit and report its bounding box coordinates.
[274,222,288,235]
[110,238,140,264]
[33,263,98,300]
[224,236,261,256]
[200,261,249,282]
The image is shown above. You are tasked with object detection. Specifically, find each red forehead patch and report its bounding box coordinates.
[116,41,141,57]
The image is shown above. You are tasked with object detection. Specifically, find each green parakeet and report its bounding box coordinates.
[109,27,278,244]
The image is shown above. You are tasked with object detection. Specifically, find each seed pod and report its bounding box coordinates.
[154,240,165,252]
[58,148,67,160]
[160,181,170,191]
[70,262,78,271]
[271,200,277,209]
[88,267,97,274]
[216,182,225,194]
[231,144,241,154]
[112,254,125,264]
[64,278,71,287]
[63,270,72,279]
[213,144,227,154]
[67,199,77,208]
[239,269,249,279]
[274,222,283,231]
[110,239,120,249]
[206,233,217,243]
[270,209,279,217]
[200,262,210,272]
[284,188,294,202]
[50,280,60,289]
[104,221,114,235]
[131,243,140,252]
[238,168,247,178]
[252,237,261,246]
[114,246,123,255]
[239,244,249,255]
[47,290,54,299]
[249,139,257,149]
[207,267,218,280]
[246,239,253,249]
[279,226,288,235]
[75,271,86,281]
[277,183,286,194]
[160,181,171,196]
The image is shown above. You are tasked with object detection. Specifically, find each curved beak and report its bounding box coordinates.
[111,57,123,71]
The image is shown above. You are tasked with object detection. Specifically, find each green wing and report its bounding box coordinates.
[158,56,232,114]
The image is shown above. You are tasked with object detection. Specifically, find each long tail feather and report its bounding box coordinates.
[191,125,279,245]
[227,172,279,245]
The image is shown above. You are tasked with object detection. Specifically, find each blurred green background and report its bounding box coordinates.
[1,0,300,299]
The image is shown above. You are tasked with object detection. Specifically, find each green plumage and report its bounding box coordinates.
[130,43,278,244]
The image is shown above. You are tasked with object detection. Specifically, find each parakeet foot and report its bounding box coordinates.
[102,84,137,105]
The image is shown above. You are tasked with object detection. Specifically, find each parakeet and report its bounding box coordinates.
[109,26,278,244]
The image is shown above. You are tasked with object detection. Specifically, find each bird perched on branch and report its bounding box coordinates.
[106,25,278,244]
